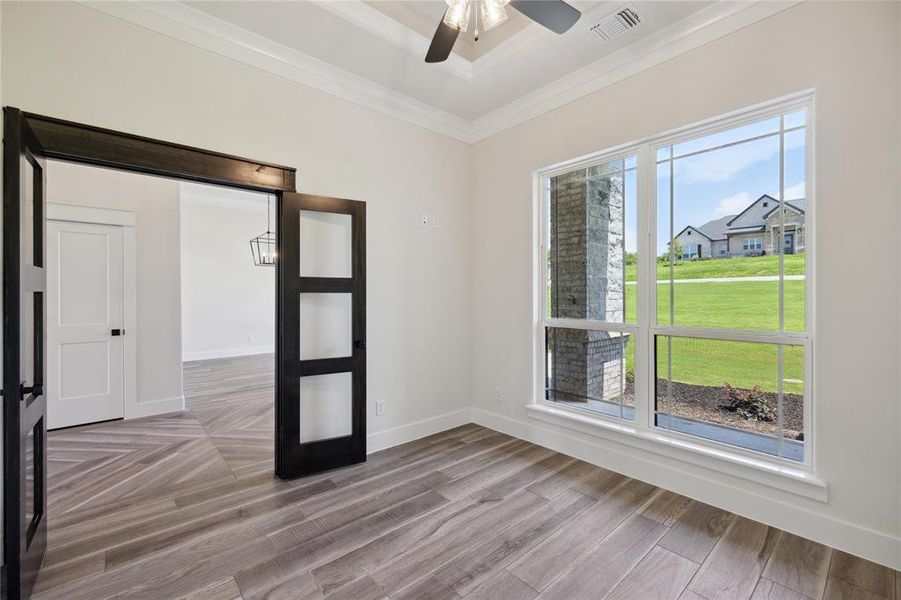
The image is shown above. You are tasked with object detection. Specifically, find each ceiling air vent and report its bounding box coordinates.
[589,6,642,41]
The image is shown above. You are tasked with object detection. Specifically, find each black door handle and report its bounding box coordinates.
[111,328,123,336]
[354,340,366,350]
[21,382,43,398]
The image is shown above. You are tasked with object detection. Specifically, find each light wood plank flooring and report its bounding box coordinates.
[34,355,898,600]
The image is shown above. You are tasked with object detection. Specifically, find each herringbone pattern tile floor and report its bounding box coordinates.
[31,355,899,600]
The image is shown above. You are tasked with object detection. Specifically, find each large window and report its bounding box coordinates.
[537,96,812,467]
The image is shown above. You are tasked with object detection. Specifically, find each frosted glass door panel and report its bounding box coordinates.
[299,211,352,278]
[300,293,352,360]
[299,372,353,443]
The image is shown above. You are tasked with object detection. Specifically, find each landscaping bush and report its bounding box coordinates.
[722,383,775,422]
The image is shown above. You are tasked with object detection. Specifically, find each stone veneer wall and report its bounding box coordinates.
[548,165,626,403]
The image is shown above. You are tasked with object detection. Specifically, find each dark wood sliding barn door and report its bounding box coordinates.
[276,193,366,479]
[3,107,49,600]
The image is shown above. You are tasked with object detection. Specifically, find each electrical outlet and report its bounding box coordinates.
[420,214,430,227]
[431,215,441,229]
[248,334,255,344]
[375,399,386,416]
[493,387,503,403]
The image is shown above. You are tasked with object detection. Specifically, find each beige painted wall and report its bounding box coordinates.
[46,160,185,411]
[179,184,276,362]
[470,1,900,568]
[1,0,900,573]
[1,0,473,443]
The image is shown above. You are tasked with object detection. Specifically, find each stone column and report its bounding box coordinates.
[548,165,626,403]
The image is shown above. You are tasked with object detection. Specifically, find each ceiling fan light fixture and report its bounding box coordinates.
[428,0,580,63]
[443,0,472,32]
[479,0,508,32]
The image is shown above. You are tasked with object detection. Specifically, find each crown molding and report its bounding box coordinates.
[79,0,476,142]
[78,0,801,145]
[468,0,802,141]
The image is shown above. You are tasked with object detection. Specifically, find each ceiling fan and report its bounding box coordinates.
[426,0,581,63]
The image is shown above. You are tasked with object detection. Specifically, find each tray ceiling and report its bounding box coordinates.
[94,1,799,142]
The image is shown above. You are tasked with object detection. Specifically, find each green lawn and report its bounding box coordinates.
[625,280,805,332]
[550,255,807,394]
[620,267,805,394]
[625,253,805,282]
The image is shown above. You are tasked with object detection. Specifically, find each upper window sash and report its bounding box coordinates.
[652,101,810,335]
[543,153,638,327]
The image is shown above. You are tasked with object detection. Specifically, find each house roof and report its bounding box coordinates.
[674,225,713,241]
[684,194,806,242]
[726,194,779,228]
[695,215,733,241]
[763,198,806,219]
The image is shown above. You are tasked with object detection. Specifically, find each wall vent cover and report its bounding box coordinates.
[589,6,642,40]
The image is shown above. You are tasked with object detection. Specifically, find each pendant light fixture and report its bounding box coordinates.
[250,195,277,267]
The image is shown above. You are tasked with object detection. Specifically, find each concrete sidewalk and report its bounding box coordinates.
[626,275,805,284]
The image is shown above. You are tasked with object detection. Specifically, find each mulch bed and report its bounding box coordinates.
[654,380,802,439]
[617,381,802,439]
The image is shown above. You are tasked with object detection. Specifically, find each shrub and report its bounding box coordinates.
[722,383,775,422]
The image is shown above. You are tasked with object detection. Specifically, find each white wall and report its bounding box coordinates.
[1,0,472,449]
[470,1,901,569]
[179,183,275,362]
[46,161,185,414]
[2,0,900,573]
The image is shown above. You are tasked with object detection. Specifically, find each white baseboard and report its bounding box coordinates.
[470,407,901,571]
[125,395,186,420]
[367,408,473,455]
[183,346,275,362]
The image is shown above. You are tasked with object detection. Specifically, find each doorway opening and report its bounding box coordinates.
[180,180,277,470]
[42,158,278,500]
[3,109,366,599]
[45,159,277,436]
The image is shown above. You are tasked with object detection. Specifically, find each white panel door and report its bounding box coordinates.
[47,220,125,429]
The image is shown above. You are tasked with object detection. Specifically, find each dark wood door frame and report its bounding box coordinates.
[3,108,49,600]
[19,111,296,193]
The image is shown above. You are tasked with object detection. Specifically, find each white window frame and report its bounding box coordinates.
[532,91,818,495]
[538,150,640,422]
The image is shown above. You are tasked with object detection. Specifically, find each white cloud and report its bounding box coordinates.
[675,138,779,184]
[783,182,805,200]
[713,192,751,217]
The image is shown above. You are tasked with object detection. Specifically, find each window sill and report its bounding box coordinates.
[526,402,827,502]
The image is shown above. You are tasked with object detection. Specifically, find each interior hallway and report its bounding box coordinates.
[34,356,900,600]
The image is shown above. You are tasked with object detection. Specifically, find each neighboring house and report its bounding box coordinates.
[674,194,806,259]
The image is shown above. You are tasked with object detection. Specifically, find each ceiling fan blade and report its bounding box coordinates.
[425,16,460,63]
[510,0,581,34]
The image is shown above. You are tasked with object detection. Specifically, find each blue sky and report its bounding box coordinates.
[620,111,807,255]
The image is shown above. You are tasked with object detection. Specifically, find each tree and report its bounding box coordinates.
[660,239,683,263]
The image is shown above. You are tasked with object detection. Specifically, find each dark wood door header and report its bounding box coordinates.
[20,111,296,193]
